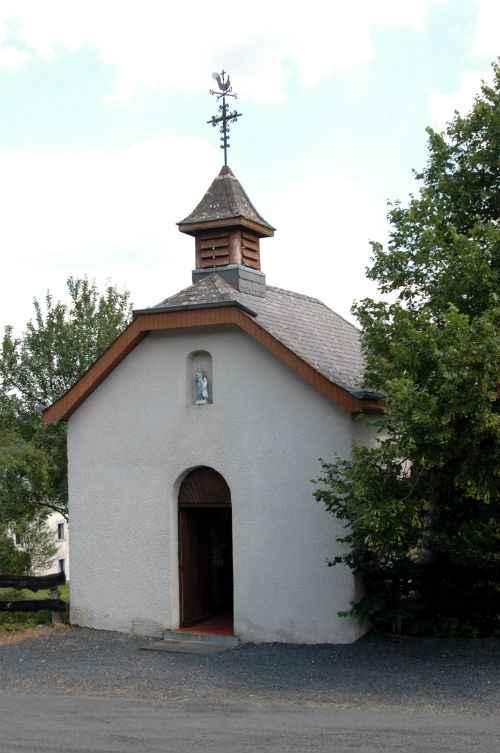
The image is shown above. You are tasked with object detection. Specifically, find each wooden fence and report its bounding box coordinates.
[0,571,67,625]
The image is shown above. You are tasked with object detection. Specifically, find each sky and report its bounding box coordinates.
[0,0,498,334]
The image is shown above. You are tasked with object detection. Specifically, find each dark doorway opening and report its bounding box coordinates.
[178,467,233,629]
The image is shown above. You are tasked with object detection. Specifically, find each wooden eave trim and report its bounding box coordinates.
[177,216,275,238]
[42,305,377,423]
[358,399,382,411]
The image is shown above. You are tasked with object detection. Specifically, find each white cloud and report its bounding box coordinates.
[0,0,435,100]
[263,174,387,322]
[0,137,219,332]
[472,0,500,58]
[428,67,494,128]
[0,139,214,256]
[0,44,28,69]
[426,0,498,130]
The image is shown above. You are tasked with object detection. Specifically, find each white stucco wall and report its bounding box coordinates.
[67,324,373,643]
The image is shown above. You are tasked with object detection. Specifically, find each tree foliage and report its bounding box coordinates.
[7,515,59,576]
[0,277,133,546]
[314,62,500,635]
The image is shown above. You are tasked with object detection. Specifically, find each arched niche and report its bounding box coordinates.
[186,350,213,405]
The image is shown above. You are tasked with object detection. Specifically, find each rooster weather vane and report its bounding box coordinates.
[207,70,242,167]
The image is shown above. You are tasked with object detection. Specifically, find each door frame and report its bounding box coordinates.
[177,467,232,628]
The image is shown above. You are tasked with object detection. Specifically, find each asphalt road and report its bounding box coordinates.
[1,629,498,751]
[0,694,499,753]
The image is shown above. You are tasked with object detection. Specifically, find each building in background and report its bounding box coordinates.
[13,511,69,578]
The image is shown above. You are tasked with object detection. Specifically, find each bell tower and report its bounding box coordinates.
[177,72,275,296]
[177,164,275,293]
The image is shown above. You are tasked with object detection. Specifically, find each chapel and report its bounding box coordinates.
[43,78,380,643]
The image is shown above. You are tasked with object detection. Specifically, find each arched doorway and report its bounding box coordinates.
[178,467,233,628]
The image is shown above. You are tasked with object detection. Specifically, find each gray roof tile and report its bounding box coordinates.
[154,274,364,392]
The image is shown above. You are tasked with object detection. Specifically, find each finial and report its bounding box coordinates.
[207,70,242,167]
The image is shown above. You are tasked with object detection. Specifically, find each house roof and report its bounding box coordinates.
[43,272,379,424]
[153,274,365,394]
[177,166,275,237]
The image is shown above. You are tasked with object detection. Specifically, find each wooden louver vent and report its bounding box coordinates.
[195,228,261,270]
[178,466,231,508]
[241,231,260,269]
[196,231,230,268]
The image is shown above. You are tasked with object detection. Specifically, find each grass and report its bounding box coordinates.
[0,583,70,639]
[0,623,71,645]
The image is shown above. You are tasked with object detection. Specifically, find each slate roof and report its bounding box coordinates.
[153,274,364,393]
[178,166,275,234]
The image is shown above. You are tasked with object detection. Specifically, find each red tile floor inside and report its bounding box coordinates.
[176,613,234,636]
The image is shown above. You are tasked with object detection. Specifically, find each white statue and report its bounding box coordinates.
[195,368,209,404]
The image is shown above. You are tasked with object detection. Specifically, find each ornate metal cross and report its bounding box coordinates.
[207,70,242,167]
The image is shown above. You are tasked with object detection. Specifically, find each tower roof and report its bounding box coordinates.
[177,166,275,238]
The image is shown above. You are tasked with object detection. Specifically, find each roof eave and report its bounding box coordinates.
[177,216,275,238]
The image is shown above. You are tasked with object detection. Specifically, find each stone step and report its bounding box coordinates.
[141,639,236,654]
[162,629,239,647]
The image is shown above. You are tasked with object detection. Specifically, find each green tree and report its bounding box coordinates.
[0,277,133,537]
[0,530,29,574]
[314,62,500,635]
[8,514,58,575]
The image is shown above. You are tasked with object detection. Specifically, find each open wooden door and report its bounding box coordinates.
[178,468,232,628]
[179,508,213,625]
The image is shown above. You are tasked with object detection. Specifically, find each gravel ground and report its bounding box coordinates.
[0,627,498,712]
